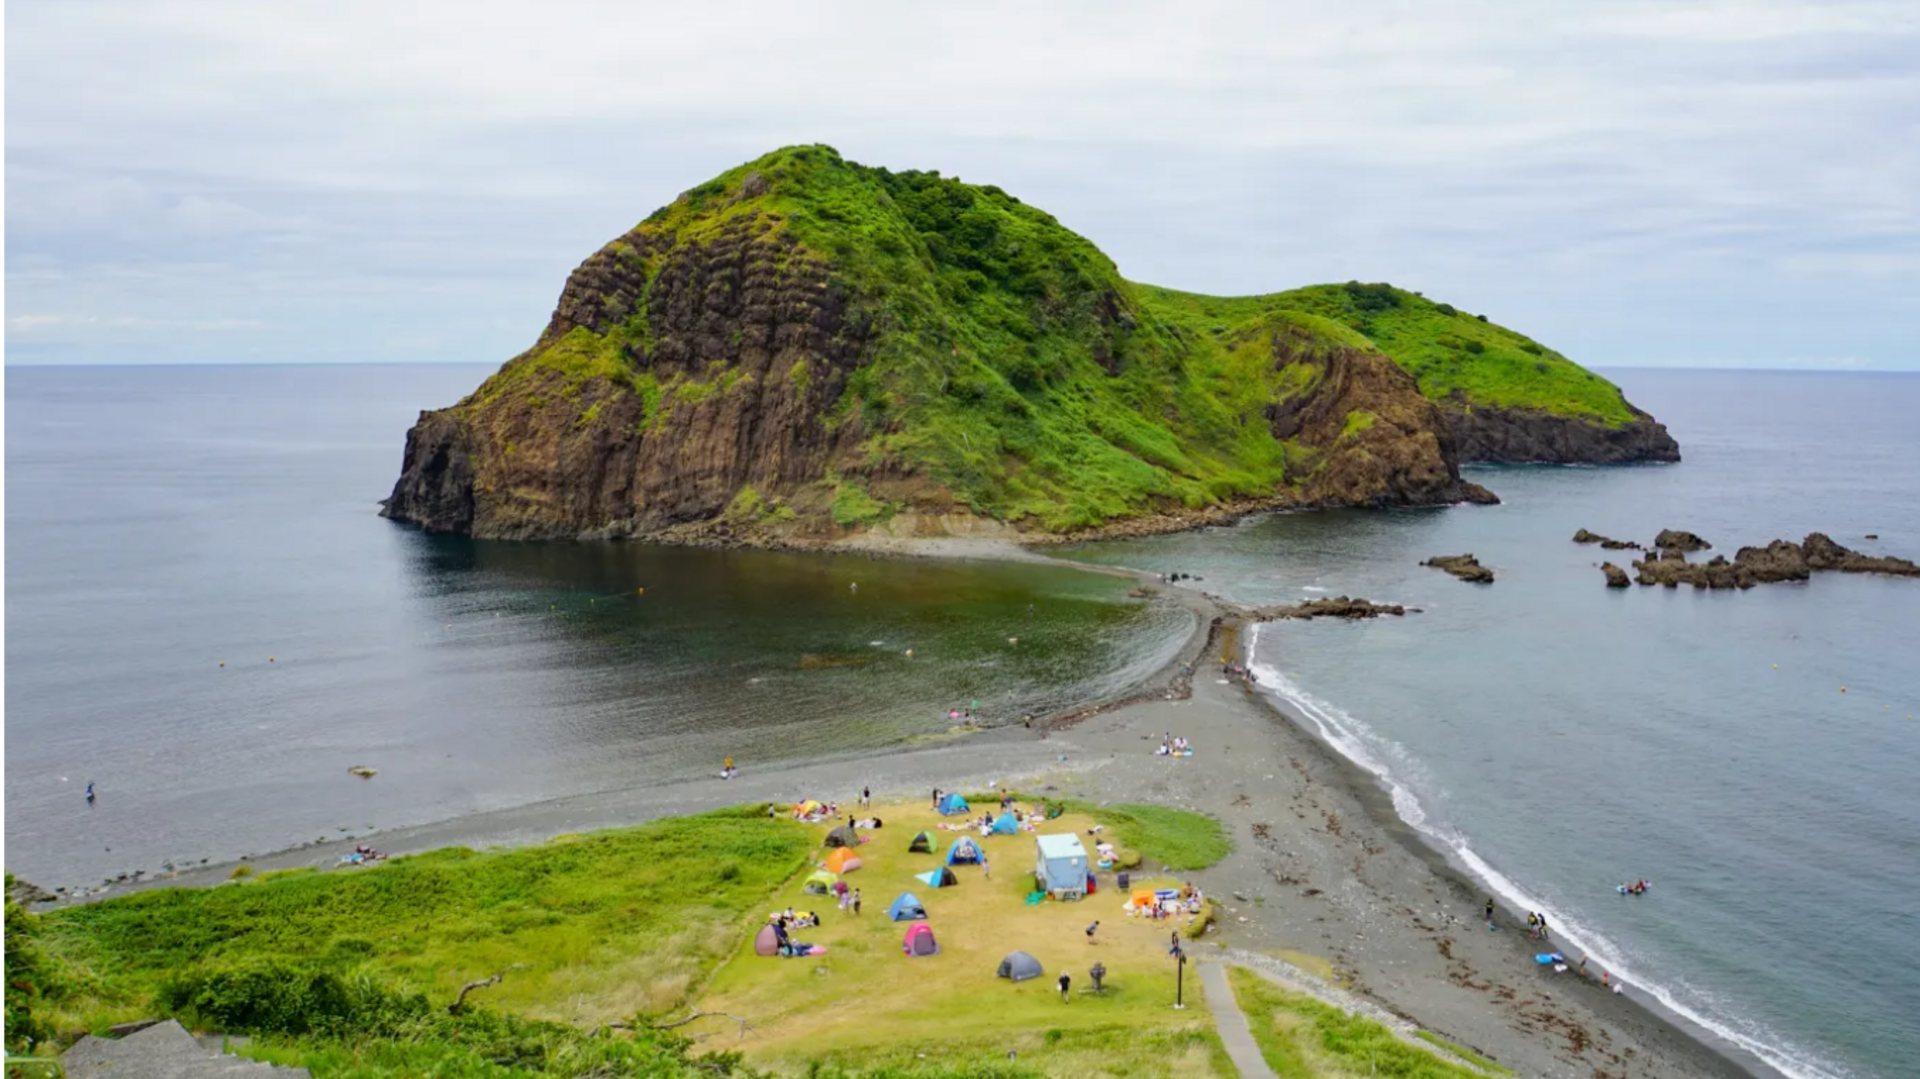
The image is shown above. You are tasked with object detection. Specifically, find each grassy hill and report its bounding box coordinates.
[386,146,1665,541]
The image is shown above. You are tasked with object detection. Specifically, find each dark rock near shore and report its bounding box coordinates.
[1254,596,1412,620]
[1442,404,1680,465]
[1573,528,1640,550]
[1803,532,1920,577]
[7,876,58,905]
[1654,529,1711,553]
[1628,533,1916,590]
[1422,553,1494,583]
[1601,562,1630,588]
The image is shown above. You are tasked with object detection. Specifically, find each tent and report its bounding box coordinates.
[990,813,1020,836]
[902,923,941,957]
[908,831,934,854]
[1035,834,1089,899]
[824,848,863,874]
[803,871,839,895]
[937,793,971,816]
[946,838,983,866]
[753,924,781,957]
[915,866,959,888]
[997,951,1043,982]
[824,825,858,848]
[887,892,928,921]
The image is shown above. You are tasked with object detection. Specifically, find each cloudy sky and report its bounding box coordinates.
[6,0,1917,368]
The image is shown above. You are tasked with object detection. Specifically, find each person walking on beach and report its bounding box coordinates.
[1526,912,1539,938]
[1057,972,1072,1002]
[1578,954,1588,979]
[86,782,96,805]
[1538,912,1550,942]
[861,786,870,807]
[1484,898,1496,929]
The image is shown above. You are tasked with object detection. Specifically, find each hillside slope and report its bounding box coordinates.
[384,146,1659,543]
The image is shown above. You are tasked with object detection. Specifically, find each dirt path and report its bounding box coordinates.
[1198,960,1278,1079]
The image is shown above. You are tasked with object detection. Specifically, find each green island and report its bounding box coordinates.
[383,145,1674,543]
[7,801,1502,1079]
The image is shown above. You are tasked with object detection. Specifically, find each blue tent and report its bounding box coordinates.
[915,866,959,888]
[938,793,970,816]
[990,813,1019,836]
[946,837,983,866]
[887,892,928,921]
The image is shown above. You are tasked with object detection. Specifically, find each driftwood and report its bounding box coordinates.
[449,965,526,1012]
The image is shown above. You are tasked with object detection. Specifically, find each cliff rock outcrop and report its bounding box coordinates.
[386,147,1683,543]
[1444,405,1679,465]
[1422,553,1495,583]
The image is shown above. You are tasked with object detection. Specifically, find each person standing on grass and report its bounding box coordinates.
[1058,972,1071,1002]
[1085,921,1099,944]
[853,888,862,915]
[982,855,990,879]
[861,786,871,807]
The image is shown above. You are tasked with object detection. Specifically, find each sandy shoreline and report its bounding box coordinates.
[44,540,1778,1079]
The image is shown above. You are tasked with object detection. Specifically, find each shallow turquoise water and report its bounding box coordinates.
[1064,370,1920,1079]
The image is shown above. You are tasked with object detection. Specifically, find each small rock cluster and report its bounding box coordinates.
[1583,529,1918,590]
[1421,553,1494,583]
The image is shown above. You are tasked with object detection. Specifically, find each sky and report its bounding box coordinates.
[4,0,1917,369]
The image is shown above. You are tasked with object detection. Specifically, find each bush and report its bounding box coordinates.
[1433,302,1457,317]
[5,891,62,1053]
[1462,340,1485,354]
[159,962,430,1038]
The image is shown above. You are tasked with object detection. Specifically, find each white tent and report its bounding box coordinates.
[1034,833,1088,899]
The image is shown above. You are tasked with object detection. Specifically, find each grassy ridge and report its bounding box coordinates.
[1227,966,1496,1078]
[35,808,812,1030]
[454,146,1644,532]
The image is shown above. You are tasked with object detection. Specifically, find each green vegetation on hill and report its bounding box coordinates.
[1227,967,1498,1078]
[1136,282,1638,426]
[454,146,1645,535]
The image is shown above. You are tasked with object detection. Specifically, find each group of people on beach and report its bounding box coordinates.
[1155,732,1191,756]
[1221,661,1257,686]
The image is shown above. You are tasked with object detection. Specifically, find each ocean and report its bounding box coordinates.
[5,364,1915,1079]
[1064,369,1920,1079]
[2,364,1188,890]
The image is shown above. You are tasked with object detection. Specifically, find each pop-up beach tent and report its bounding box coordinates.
[824,825,858,848]
[824,847,863,874]
[887,892,928,921]
[902,923,940,957]
[803,871,839,895]
[908,831,934,853]
[938,793,970,816]
[946,837,983,866]
[1035,834,1089,899]
[753,924,781,957]
[794,800,824,817]
[990,813,1020,836]
[915,866,959,888]
[997,951,1043,982]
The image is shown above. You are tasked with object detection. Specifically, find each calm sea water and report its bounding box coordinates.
[3,364,1188,888]
[1066,370,1920,1079]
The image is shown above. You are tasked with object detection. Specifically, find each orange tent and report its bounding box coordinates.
[825,848,863,874]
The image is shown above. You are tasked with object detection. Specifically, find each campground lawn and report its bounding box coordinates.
[1227,966,1496,1079]
[687,800,1231,1078]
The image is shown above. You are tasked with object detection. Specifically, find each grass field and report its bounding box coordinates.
[686,799,1230,1077]
[1227,966,1496,1078]
[33,806,813,1032]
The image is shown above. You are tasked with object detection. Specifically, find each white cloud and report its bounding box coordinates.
[5,0,1917,367]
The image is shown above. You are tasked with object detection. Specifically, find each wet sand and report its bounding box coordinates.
[64,554,1771,1079]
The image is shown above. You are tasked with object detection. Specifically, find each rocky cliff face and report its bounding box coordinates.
[384,147,1511,543]
[386,212,875,539]
[1442,404,1680,465]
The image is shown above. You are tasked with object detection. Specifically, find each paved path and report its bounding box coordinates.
[1198,960,1279,1079]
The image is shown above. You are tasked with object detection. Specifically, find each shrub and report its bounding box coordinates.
[159,962,430,1038]
[1433,302,1457,316]
[1462,340,1486,355]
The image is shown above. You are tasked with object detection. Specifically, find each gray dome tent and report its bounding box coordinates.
[824,824,858,848]
[997,950,1043,982]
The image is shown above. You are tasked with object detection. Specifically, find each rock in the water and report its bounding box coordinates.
[1802,532,1920,577]
[1654,529,1711,552]
[1574,528,1640,550]
[1732,540,1811,584]
[1632,548,1696,587]
[1422,554,1494,583]
[347,766,378,779]
[7,877,58,905]
[1255,596,1411,620]
[1601,562,1630,588]
[1443,405,1679,466]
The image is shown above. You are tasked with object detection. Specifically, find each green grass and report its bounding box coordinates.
[447,147,1642,535]
[1090,804,1231,871]
[1227,967,1495,1078]
[33,807,812,1032]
